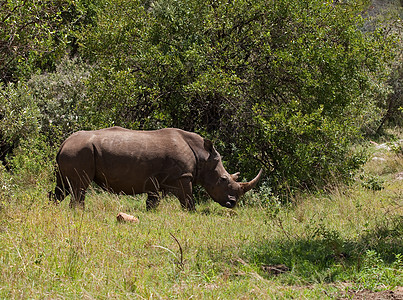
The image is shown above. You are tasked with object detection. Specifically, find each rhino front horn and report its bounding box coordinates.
[241,169,263,193]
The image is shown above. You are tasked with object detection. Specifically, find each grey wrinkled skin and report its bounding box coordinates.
[49,127,262,211]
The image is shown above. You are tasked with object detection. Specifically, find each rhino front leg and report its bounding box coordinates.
[146,192,161,210]
[173,178,195,211]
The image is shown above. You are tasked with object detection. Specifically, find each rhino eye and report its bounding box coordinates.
[219,176,228,183]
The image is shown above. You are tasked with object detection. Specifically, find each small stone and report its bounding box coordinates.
[395,172,403,181]
[117,212,139,223]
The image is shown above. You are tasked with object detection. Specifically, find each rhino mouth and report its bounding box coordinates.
[224,196,237,208]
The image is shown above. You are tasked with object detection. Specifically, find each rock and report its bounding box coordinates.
[117,212,139,223]
[261,264,290,275]
[372,157,386,162]
[396,172,403,181]
[372,140,403,151]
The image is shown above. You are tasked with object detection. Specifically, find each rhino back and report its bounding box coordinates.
[80,128,198,194]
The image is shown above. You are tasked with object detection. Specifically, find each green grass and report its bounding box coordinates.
[0,143,402,299]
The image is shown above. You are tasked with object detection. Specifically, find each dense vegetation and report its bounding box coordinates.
[1,0,401,193]
[0,131,402,298]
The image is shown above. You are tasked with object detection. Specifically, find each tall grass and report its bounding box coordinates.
[0,142,402,298]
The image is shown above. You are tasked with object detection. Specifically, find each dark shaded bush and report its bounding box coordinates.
[0,83,40,165]
[76,0,395,193]
[0,0,399,195]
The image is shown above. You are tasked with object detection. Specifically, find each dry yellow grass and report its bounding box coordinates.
[0,138,401,299]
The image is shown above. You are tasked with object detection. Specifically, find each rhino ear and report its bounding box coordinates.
[203,138,220,166]
[203,139,214,153]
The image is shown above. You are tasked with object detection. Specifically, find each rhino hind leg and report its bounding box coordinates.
[67,173,93,209]
[54,185,69,202]
[70,187,86,209]
[51,173,89,209]
[146,192,161,210]
[49,170,69,204]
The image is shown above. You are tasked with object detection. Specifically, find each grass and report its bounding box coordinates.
[0,140,402,299]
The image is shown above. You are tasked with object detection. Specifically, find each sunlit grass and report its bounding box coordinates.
[0,142,402,298]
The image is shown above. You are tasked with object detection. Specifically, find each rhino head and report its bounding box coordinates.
[198,139,263,208]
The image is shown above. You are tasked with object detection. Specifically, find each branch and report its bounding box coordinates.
[1,0,28,24]
[152,233,185,271]
[170,233,184,270]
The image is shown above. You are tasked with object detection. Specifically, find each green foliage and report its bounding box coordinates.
[0,66,82,185]
[389,139,403,156]
[360,174,385,191]
[27,57,91,144]
[356,250,403,290]
[0,0,399,195]
[0,82,54,186]
[8,135,54,187]
[0,0,73,83]
[250,103,367,190]
[366,0,403,131]
[0,164,13,203]
[0,82,40,147]
[74,0,395,193]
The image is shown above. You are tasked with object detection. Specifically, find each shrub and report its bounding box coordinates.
[0,82,53,188]
[0,0,73,83]
[77,0,395,194]
[0,82,40,164]
[8,135,55,187]
[27,57,91,145]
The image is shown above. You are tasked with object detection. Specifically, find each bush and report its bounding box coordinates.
[0,0,73,83]
[0,82,40,164]
[76,0,395,194]
[365,1,403,132]
[8,135,55,187]
[0,82,53,188]
[1,0,398,196]
[27,57,91,144]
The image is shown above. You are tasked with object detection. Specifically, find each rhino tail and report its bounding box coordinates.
[49,146,69,203]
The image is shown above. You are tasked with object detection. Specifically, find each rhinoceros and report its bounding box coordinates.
[50,127,262,210]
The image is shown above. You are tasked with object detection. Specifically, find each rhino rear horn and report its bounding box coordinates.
[241,169,263,193]
[231,172,240,181]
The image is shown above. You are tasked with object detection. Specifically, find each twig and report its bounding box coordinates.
[152,233,185,271]
[170,233,184,270]
[236,258,264,281]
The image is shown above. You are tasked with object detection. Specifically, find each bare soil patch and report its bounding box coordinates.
[342,287,403,300]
